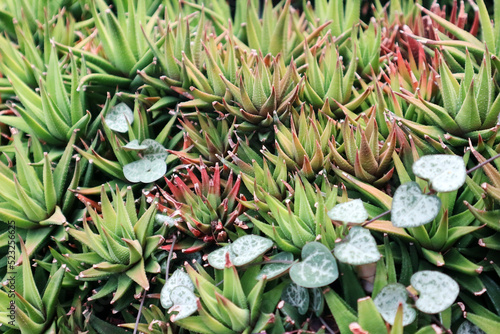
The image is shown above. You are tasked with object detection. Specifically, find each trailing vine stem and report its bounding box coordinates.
[362,209,391,227]
[466,151,500,174]
[133,234,177,334]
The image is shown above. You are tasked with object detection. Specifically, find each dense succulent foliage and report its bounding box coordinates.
[2,0,500,333]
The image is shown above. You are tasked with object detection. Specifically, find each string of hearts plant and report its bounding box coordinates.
[159,152,500,333]
[3,1,500,334]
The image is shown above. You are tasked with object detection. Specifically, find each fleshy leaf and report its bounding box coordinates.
[309,287,324,317]
[289,242,339,288]
[123,140,148,151]
[256,252,294,280]
[123,155,167,183]
[334,226,381,265]
[327,199,368,224]
[161,269,195,309]
[412,155,466,192]
[207,245,234,270]
[168,286,198,321]
[391,182,441,228]
[457,321,486,334]
[411,271,459,314]
[155,214,178,227]
[230,235,274,266]
[104,102,134,133]
[281,282,309,315]
[142,139,168,159]
[374,283,417,326]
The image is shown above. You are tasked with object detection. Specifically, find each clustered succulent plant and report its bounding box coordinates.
[1,0,500,333]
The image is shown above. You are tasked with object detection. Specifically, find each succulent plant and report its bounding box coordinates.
[75,98,180,183]
[172,260,276,333]
[302,0,360,38]
[330,111,398,186]
[1,1,500,333]
[0,238,65,333]
[245,174,340,253]
[347,20,382,77]
[397,52,500,149]
[0,46,93,144]
[214,53,301,133]
[59,0,162,82]
[262,105,340,179]
[169,112,237,165]
[219,137,289,201]
[157,162,246,244]
[0,132,83,259]
[66,186,164,306]
[382,46,439,118]
[409,0,493,66]
[301,39,371,116]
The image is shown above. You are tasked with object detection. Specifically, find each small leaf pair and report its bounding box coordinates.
[160,269,197,321]
[208,235,274,269]
[328,200,381,265]
[392,154,466,228]
[374,271,459,326]
[123,139,168,183]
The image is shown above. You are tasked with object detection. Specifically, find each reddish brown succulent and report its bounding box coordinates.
[154,162,246,245]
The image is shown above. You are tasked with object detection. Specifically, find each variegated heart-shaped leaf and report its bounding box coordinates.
[123,155,166,183]
[207,245,234,270]
[334,227,381,265]
[289,242,338,288]
[457,321,486,334]
[256,252,294,280]
[160,269,195,309]
[310,288,324,316]
[123,139,148,151]
[168,286,198,321]
[412,155,466,192]
[104,102,134,133]
[142,139,168,159]
[411,271,459,314]
[391,182,441,228]
[208,235,273,269]
[231,235,274,266]
[328,199,368,224]
[155,214,178,227]
[282,282,309,315]
[374,283,417,326]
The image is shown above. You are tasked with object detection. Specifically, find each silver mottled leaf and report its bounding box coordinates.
[411,271,459,314]
[289,242,338,288]
[168,286,198,321]
[104,103,133,133]
[160,269,194,309]
[374,283,417,326]
[123,155,166,183]
[142,139,168,159]
[328,199,368,224]
[457,321,486,334]
[207,245,234,270]
[282,283,309,315]
[391,182,441,228]
[334,227,381,265]
[231,235,274,266]
[123,139,148,151]
[412,155,466,192]
[256,252,294,280]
